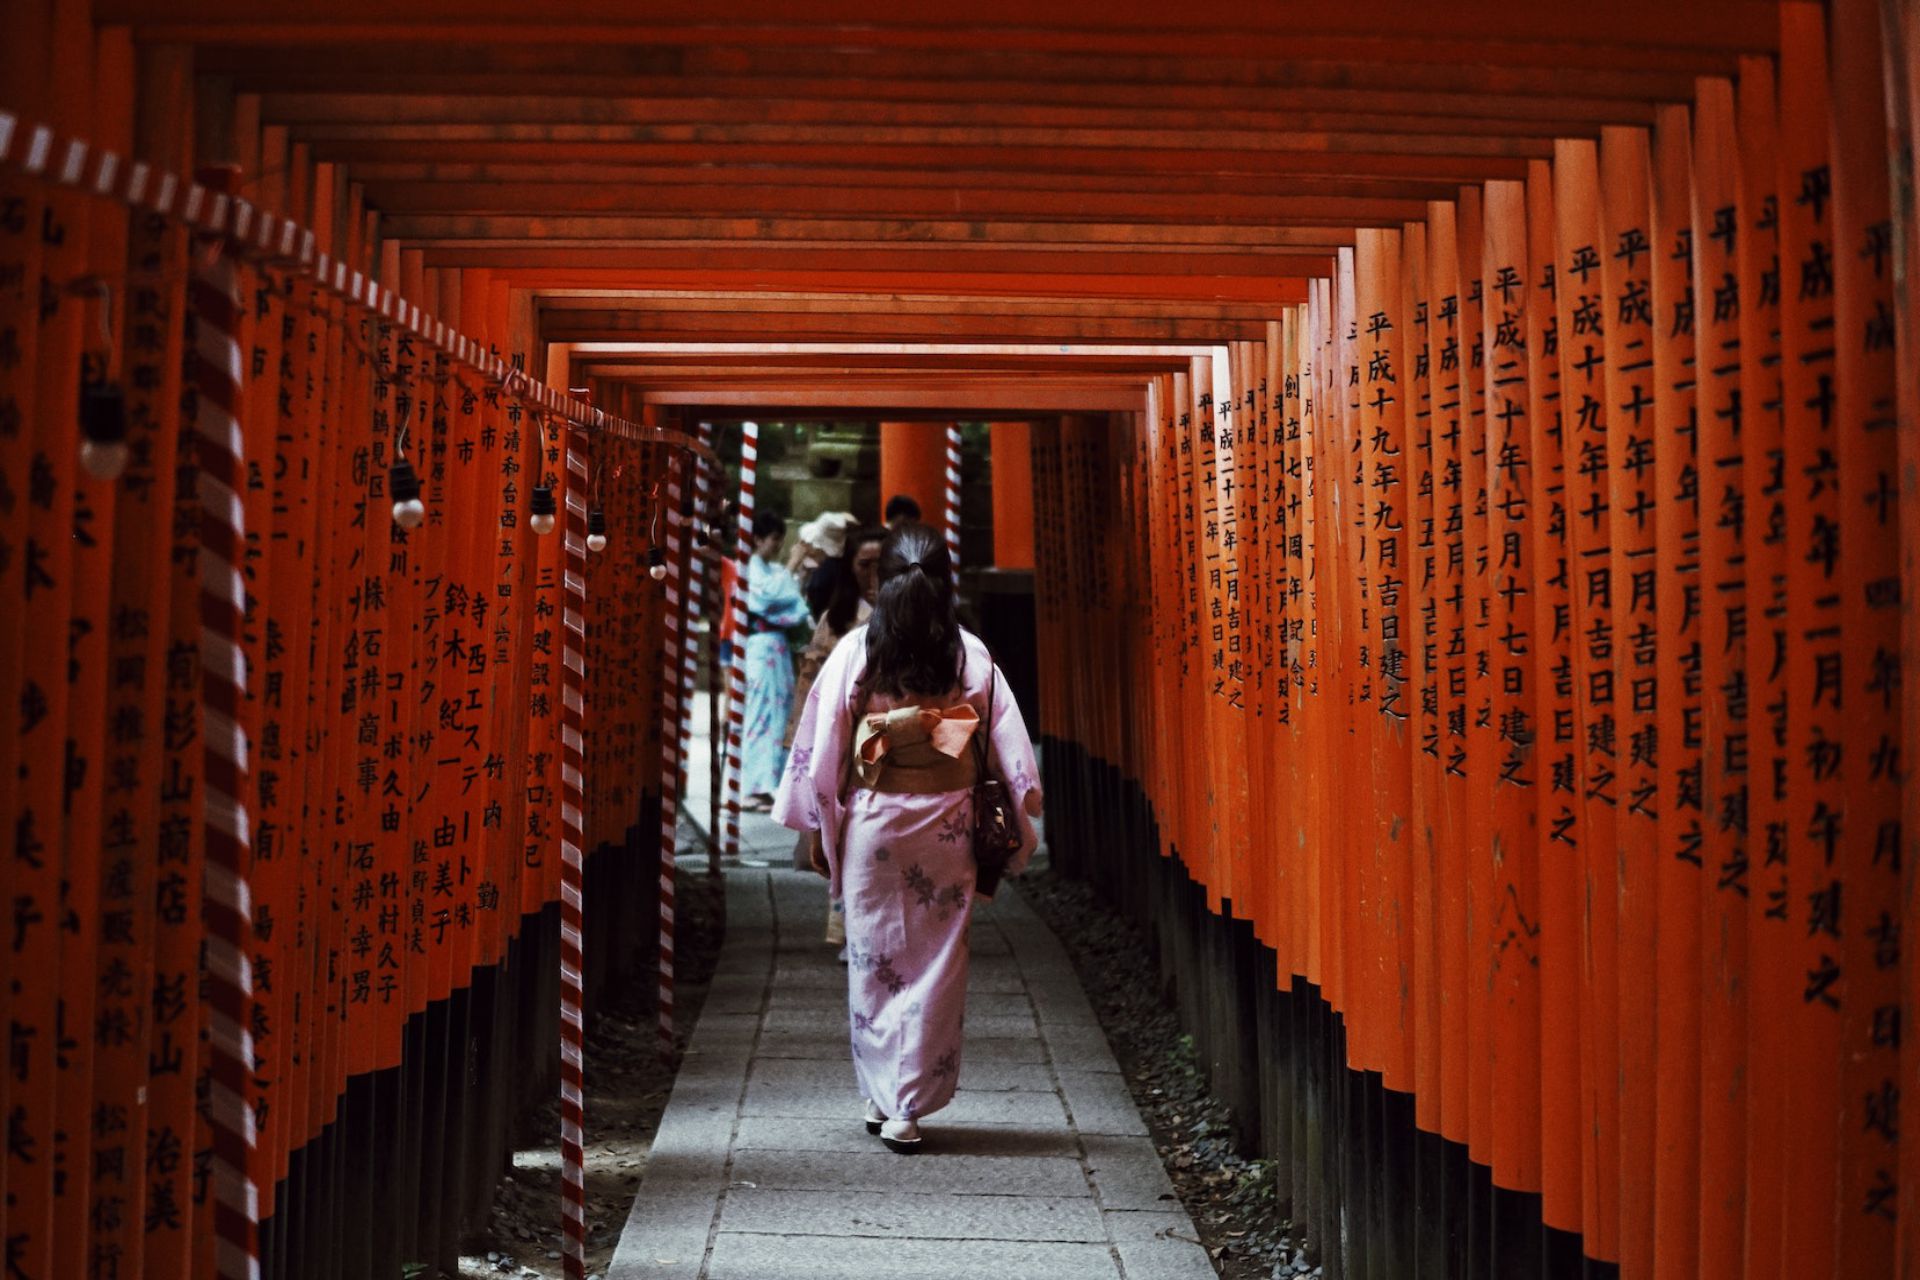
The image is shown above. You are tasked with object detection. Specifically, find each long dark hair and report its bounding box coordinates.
[860,522,962,699]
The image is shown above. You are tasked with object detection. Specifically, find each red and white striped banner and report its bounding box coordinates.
[558,438,590,1280]
[657,452,686,1049]
[722,421,758,862]
[191,166,261,1280]
[0,107,703,458]
[944,424,963,576]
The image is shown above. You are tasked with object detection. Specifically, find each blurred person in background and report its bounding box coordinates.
[739,511,810,811]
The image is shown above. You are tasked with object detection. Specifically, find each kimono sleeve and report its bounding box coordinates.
[982,654,1046,876]
[773,626,858,836]
[750,557,812,629]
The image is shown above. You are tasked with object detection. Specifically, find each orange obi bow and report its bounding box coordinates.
[851,702,981,790]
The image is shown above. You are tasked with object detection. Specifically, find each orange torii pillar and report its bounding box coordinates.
[989,420,1035,569]
[879,420,954,540]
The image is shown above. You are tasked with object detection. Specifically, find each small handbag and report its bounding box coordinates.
[969,665,1024,897]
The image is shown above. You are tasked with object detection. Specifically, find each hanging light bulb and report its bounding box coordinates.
[389,457,426,529]
[648,545,668,581]
[78,375,130,481]
[529,483,557,535]
[586,510,608,554]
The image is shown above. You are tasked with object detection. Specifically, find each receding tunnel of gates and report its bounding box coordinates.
[1046,740,1630,1279]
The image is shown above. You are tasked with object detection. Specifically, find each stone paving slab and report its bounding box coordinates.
[704,1234,1122,1280]
[717,1186,1109,1242]
[726,1148,1092,1197]
[609,866,1209,1280]
[730,1115,1088,1159]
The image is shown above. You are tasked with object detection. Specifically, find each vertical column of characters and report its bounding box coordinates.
[487,289,536,1001]
[1213,352,1252,916]
[1481,179,1542,1199]
[456,276,495,1049]
[442,269,489,1006]
[1525,157,1581,1240]
[1167,373,1198,885]
[1731,55,1788,1277]
[1190,370,1222,904]
[1597,128,1658,1272]
[557,430,590,1280]
[1773,9,1843,1271]
[249,122,305,1208]
[1894,7,1920,1268]
[1288,300,1317,986]
[282,151,329,1229]
[1306,281,1335,997]
[1827,0,1902,1260]
[89,51,193,1276]
[1358,230,1415,1089]
[299,163,346,1176]
[1330,249,1361,1032]
[61,33,132,1275]
[1454,186,1497,1161]
[1686,78,1748,1280]
[1401,223,1442,1124]
[1891,4,1920,1264]
[1550,138,1618,1262]
[337,278,391,1078]
[45,32,115,1277]
[1264,325,1296,969]
[524,404,565,922]
[1424,206,1470,1148]
[1222,350,1254,924]
[1239,344,1270,941]
[0,41,51,1257]
[11,6,85,1271]
[1648,103,1705,1280]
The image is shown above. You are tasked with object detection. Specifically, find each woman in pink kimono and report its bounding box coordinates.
[774,523,1043,1153]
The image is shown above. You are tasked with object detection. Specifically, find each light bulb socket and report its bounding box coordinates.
[389,457,421,504]
[647,545,667,571]
[529,483,557,531]
[587,509,607,537]
[80,376,128,447]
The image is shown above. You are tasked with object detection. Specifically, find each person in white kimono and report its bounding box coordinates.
[774,523,1043,1152]
[739,512,810,809]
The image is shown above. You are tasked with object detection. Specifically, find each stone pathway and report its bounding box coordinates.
[607,867,1215,1280]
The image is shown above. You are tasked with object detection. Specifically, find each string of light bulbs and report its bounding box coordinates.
[0,105,712,499]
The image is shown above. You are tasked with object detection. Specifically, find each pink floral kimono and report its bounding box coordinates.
[774,628,1043,1122]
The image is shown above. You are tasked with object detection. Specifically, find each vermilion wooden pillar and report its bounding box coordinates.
[988,420,1035,569]
[879,419,952,537]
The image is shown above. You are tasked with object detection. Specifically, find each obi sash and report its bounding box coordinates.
[850,702,981,795]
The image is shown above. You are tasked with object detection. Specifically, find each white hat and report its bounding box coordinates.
[797,511,857,558]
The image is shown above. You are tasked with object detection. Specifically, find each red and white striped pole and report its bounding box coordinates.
[675,443,702,843]
[557,434,590,1280]
[722,420,758,862]
[657,451,686,1050]
[687,420,721,875]
[944,423,963,575]
[191,167,260,1280]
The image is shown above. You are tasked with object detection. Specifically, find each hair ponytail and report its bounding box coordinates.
[861,522,963,698]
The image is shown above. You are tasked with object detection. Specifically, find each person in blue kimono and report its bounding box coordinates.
[740,512,811,809]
